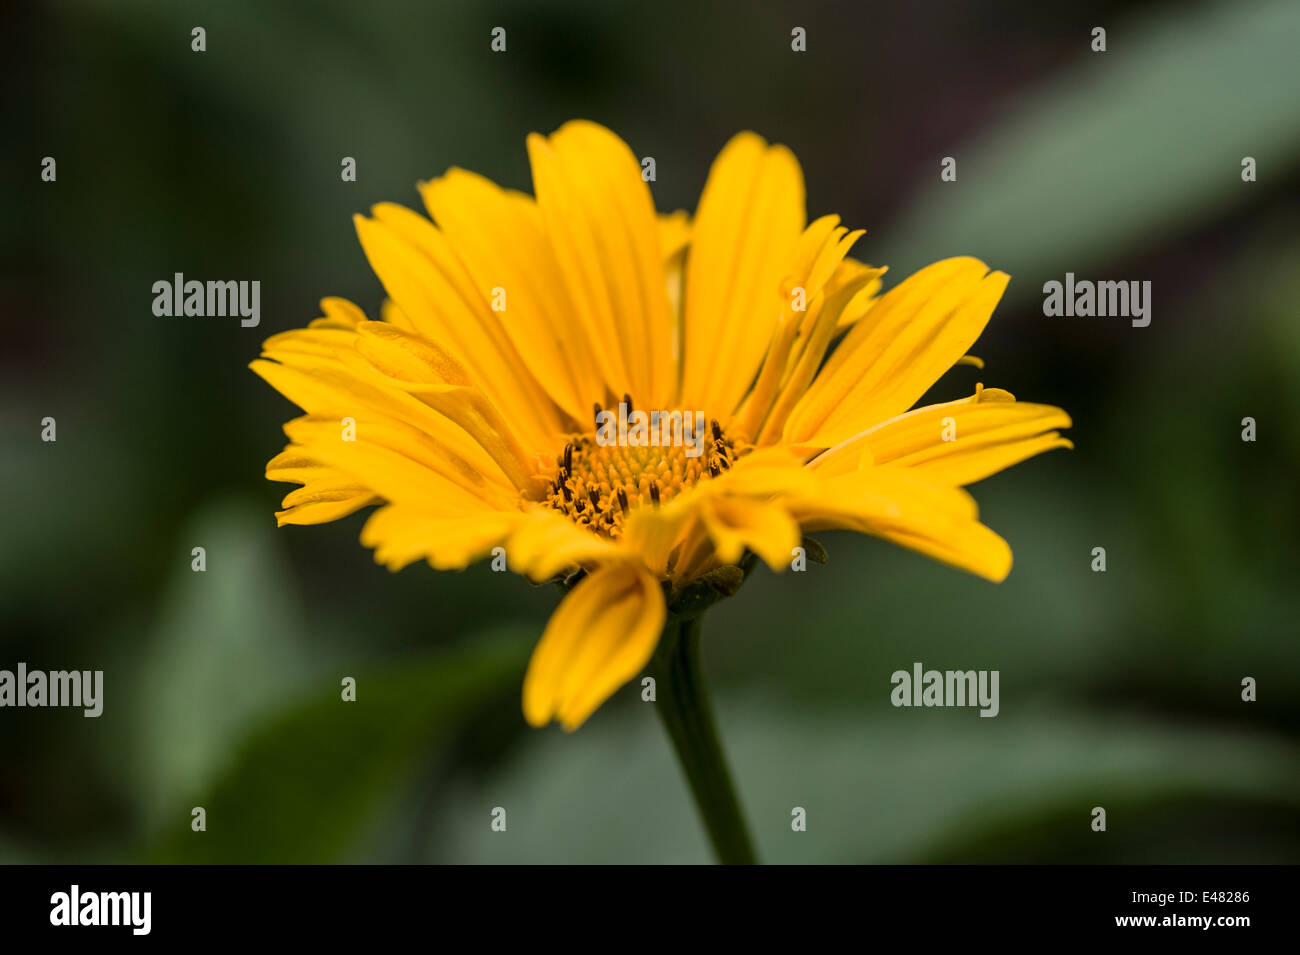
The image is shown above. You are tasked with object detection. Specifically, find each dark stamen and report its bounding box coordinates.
[617,488,629,513]
[563,442,573,473]
[649,482,660,505]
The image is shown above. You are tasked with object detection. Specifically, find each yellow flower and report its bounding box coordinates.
[252,120,1071,731]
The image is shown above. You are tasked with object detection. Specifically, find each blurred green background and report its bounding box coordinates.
[3,0,1298,864]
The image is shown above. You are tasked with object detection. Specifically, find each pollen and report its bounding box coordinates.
[545,402,737,538]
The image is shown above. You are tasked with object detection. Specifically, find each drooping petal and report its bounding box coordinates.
[522,562,666,731]
[787,468,1013,582]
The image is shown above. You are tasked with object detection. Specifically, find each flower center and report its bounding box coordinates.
[545,400,736,538]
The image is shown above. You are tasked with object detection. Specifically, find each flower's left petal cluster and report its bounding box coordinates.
[353,201,565,452]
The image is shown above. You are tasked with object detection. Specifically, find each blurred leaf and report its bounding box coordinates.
[881,0,1300,290]
[433,701,1300,863]
[125,498,319,827]
[150,630,529,863]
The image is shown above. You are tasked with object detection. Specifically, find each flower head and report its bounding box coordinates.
[252,120,1071,730]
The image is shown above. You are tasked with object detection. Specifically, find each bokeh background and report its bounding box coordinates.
[3,0,1298,864]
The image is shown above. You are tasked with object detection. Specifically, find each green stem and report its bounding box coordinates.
[651,613,758,865]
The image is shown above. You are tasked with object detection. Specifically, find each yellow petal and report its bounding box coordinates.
[523,563,666,731]
[251,321,507,485]
[345,322,546,495]
[526,121,675,407]
[698,496,800,570]
[621,497,694,578]
[504,508,626,582]
[826,258,885,330]
[865,522,1013,583]
[622,447,812,579]
[317,297,367,329]
[785,257,1008,447]
[659,210,691,349]
[261,326,357,361]
[420,168,603,420]
[266,448,379,526]
[709,445,818,497]
[809,387,1073,485]
[754,254,883,446]
[281,413,516,511]
[658,210,691,260]
[787,469,1012,581]
[680,132,806,416]
[731,215,857,441]
[360,504,523,571]
[353,206,562,450]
